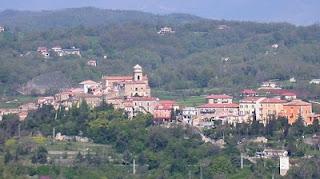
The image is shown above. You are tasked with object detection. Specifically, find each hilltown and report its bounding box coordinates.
[0,64,319,128]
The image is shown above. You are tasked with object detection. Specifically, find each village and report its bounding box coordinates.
[1,64,319,129]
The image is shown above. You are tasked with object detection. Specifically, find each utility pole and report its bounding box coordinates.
[52,127,56,138]
[189,170,192,179]
[18,123,21,138]
[200,165,203,179]
[133,159,136,175]
[241,153,244,169]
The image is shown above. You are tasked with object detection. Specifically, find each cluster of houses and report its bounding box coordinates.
[183,87,319,128]
[37,46,81,58]
[0,65,178,123]
[1,65,319,129]
[157,26,175,35]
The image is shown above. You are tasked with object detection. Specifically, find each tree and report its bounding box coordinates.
[31,146,48,164]
[4,150,13,164]
[210,155,234,175]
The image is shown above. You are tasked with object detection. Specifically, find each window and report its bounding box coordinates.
[135,88,138,91]
[137,75,140,80]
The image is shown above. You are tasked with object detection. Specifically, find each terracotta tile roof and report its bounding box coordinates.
[206,94,232,99]
[103,76,132,80]
[284,100,311,106]
[281,92,296,96]
[241,89,257,94]
[261,98,286,103]
[129,97,159,101]
[198,103,239,108]
[240,97,265,103]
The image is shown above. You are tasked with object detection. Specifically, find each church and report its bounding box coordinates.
[102,64,151,98]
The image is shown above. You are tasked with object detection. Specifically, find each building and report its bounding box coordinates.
[51,46,62,53]
[280,156,290,176]
[0,26,5,32]
[124,97,159,118]
[157,26,175,35]
[153,100,179,123]
[289,77,296,83]
[181,107,198,125]
[241,89,258,97]
[197,94,239,124]
[283,99,312,125]
[79,80,100,94]
[239,97,266,122]
[259,80,281,90]
[206,94,233,104]
[56,47,81,57]
[281,92,297,101]
[310,79,320,85]
[87,59,97,67]
[260,98,286,124]
[103,64,151,98]
[37,47,50,58]
[271,44,279,49]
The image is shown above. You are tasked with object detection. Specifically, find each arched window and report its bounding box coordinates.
[137,75,140,80]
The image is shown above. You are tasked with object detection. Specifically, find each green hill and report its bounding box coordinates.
[0,7,320,97]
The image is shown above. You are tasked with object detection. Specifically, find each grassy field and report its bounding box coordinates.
[176,96,206,107]
[0,95,38,108]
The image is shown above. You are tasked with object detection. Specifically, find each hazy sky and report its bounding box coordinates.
[1,0,319,25]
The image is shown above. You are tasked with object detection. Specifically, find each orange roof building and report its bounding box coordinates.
[283,100,312,125]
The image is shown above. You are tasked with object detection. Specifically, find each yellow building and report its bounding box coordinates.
[260,98,286,124]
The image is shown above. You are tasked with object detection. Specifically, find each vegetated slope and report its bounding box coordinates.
[0,7,320,96]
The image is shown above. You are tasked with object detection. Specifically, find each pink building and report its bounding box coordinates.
[153,100,179,122]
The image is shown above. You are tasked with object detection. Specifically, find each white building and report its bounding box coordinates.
[182,107,198,125]
[310,79,320,85]
[0,26,5,32]
[280,156,290,176]
[239,97,266,122]
[79,80,99,94]
[158,26,175,35]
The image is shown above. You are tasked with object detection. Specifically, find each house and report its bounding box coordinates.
[263,149,288,158]
[271,44,279,49]
[259,80,281,90]
[125,97,159,118]
[51,46,62,52]
[79,80,99,94]
[281,92,297,101]
[241,89,257,97]
[260,98,287,124]
[217,25,230,30]
[87,59,97,67]
[57,47,81,57]
[78,94,103,108]
[289,77,296,83]
[37,47,50,58]
[37,96,55,106]
[197,94,239,124]
[197,103,239,124]
[103,64,151,98]
[181,107,198,125]
[239,97,266,122]
[0,26,5,32]
[157,26,175,35]
[206,94,233,104]
[153,100,179,123]
[283,99,312,125]
[310,79,320,85]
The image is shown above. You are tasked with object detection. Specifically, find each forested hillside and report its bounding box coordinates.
[0,7,320,97]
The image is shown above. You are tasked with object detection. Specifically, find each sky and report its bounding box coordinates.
[1,0,319,25]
